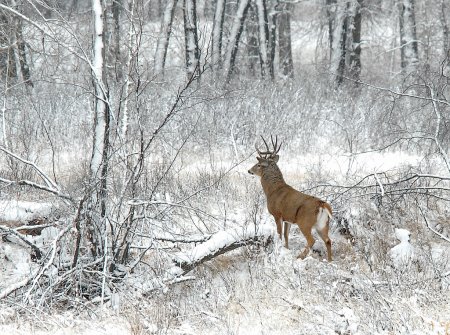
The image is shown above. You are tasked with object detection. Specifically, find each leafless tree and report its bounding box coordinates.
[327,0,363,85]
[398,0,419,74]
[277,2,293,78]
[212,0,226,71]
[154,0,179,76]
[184,0,200,79]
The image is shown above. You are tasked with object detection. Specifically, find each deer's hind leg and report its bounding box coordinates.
[315,208,332,261]
[297,220,315,260]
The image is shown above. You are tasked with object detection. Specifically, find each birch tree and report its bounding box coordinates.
[255,0,270,78]
[184,0,200,79]
[90,0,110,254]
[154,0,179,75]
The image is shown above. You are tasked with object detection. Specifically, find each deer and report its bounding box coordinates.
[248,136,333,261]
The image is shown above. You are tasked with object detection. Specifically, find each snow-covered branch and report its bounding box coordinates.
[0,146,59,190]
[0,225,43,259]
[24,223,73,305]
[0,177,72,202]
[171,224,274,275]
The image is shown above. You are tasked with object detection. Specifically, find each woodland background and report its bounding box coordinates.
[0,0,450,334]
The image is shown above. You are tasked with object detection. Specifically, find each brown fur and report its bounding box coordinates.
[249,156,333,261]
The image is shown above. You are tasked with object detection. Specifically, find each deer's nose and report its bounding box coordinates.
[248,170,253,174]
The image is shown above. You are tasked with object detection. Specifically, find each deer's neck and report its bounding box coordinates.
[261,163,286,196]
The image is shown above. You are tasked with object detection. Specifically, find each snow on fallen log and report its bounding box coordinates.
[0,200,52,223]
[171,224,274,275]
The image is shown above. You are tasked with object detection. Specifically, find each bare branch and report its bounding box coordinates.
[0,177,73,203]
[0,225,43,259]
[0,146,58,190]
[24,223,73,304]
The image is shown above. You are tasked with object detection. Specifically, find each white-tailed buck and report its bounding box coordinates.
[248,136,333,261]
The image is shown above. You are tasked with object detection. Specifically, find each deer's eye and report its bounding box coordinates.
[257,164,261,168]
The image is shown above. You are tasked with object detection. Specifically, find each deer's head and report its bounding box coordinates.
[248,136,282,177]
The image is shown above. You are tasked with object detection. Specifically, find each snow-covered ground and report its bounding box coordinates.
[1,149,450,334]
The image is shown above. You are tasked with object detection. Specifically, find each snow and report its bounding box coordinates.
[0,200,52,223]
[173,223,274,265]
[389,228,415,266]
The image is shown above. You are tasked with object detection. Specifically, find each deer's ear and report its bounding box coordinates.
[257,157,263,162]
[272,155,279,163]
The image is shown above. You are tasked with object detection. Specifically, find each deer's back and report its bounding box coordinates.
[266,184,327,224]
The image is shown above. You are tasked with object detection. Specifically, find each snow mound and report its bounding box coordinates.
[389,228,414,266]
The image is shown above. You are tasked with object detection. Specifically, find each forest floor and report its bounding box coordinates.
[1,150,450,335]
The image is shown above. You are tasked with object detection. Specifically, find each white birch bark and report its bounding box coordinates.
[255,0,269,78]
[223,0,250,77]
[184,0,200,78]
[90,0,109,182]
[154,0,178,75]
[211,0,226,70]
[122,0,135,141]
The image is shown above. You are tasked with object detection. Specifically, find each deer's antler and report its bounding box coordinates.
[256,135,282,160]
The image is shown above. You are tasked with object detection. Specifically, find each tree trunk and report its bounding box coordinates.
[223,0,251,81]
[149,0,163,21]
[246,4,259,77]
[184,0,200,79]
[154,0,179,76]
[268,1,276,79]
[255,0,270,78]
[328,0,362,85]
[326,0,337,60]
[441,0,449,53]
[329,0,347,85]
[204,0,214,19]
[16,37,32,87]
[212,0,226,70]
[399,0,418,73]
[90,0,110,225]
[0,0,32,86]
[105,0,122,81]
[348,0,362,80]
[278,2,293,78]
